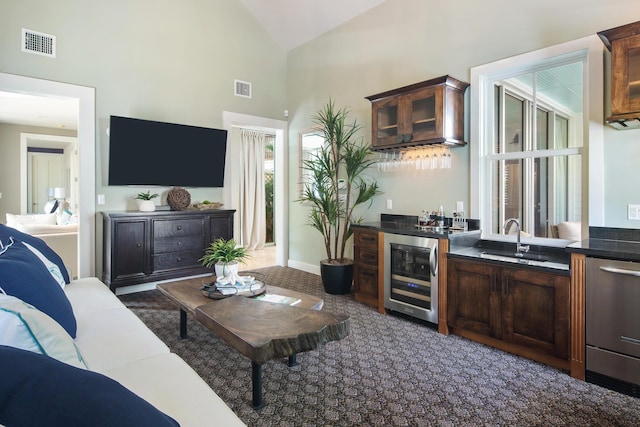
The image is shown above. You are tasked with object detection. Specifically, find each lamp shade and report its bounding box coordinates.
[53,187,66,199]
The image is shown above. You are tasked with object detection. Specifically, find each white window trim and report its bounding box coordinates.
[470,35,605,245]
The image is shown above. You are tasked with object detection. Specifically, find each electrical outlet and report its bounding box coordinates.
[628,204,640,220]
[386,199,393,210]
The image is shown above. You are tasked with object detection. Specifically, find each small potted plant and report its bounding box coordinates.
[135,191,159,212]
[199,238,250,278]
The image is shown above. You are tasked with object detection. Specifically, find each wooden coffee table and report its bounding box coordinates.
[156,276,350,408]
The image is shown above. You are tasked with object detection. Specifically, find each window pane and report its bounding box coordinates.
[555,115,568,149]
[490,158,523,234]
[536,108,549,150]
[504,94,523,153]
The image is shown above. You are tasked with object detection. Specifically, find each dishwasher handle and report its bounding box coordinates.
[599,266,640,277]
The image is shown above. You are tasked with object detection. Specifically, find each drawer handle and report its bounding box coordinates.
[362,253,376,261]
[176,257,182,262]
[503,275,509,295]
[599,266,640,277]
[621,335,640,345]
[177,225,183,231]
[492,273,497,292]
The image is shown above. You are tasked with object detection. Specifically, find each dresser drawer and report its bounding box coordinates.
[355,229,378,247]
[154,218,204,237]
[153,235,205,254]
[153,250,204,271]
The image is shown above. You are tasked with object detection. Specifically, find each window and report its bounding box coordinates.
[470,36,605,243]
[489,65,582,238]
[298,130,324,198]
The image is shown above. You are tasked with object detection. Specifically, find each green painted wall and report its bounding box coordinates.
[286,0,640,268]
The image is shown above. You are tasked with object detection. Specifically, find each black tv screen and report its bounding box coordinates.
[108,115,227,187]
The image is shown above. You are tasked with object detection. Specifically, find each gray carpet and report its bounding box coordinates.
[119,266,639,426]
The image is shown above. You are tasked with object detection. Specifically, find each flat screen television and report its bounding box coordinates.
[108,115,227,187]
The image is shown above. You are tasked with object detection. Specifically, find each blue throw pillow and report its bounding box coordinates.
[0,345,180,427]
[0,223,70,284]
[0,238,77,338]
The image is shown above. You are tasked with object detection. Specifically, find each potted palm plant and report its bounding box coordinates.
[299,100,381,294]
[199,238,250,278]
[135,191,159,212]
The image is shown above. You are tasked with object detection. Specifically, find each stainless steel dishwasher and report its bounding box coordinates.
[586,257,640,396]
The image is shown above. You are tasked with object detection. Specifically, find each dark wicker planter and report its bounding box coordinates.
[320,260,354,295]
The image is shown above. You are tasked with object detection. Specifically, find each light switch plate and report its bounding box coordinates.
[628,204,640,220]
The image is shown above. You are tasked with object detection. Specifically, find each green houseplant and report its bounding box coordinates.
[299,99,381,294]
[135,191,159,212]
[199,238,250,278]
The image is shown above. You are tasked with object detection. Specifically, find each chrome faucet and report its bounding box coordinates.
[503,218,530,257]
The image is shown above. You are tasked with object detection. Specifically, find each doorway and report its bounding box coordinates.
[0,72,96,277]
[222,111,288,268]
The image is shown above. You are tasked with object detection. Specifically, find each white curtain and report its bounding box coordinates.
[239,130,266,251]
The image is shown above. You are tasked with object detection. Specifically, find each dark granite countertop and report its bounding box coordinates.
[352,221,477,240]
[567,227,640,262]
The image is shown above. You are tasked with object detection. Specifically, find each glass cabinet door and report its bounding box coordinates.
[371,97,400,148]
[405,86,441,142]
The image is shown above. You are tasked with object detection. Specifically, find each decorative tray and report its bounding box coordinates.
[200,272,267,299]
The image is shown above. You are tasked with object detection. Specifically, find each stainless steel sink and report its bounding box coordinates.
[479,252,547,266]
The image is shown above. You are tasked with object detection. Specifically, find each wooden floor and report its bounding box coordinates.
[239,245,277,271]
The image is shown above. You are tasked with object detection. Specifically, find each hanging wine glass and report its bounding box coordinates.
[421,149,430,170]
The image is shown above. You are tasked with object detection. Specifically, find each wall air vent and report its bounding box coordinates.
[234,80,252,98]
[22,28,56,58]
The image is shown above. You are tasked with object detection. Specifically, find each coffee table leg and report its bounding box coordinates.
[180,309,187,339]
[288,354,297,367]
[251,361,265,409]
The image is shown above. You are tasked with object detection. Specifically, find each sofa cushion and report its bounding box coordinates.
[103,353,246,427]
[0,223,70,284]
[22,241,66,288]
[0,294,87,369]
[72,306,170,373]
[0,237,76,338]
[556,221,581,241]
[0,345,179,427]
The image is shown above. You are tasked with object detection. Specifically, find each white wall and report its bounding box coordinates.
[286,0,640,268]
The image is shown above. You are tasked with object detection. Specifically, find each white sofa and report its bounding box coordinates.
[64,276,245,426]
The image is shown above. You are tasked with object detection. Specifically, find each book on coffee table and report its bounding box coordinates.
[254,293,301,306]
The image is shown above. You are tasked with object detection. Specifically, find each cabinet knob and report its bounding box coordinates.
[176,257,182,262]
[177,225,182,230]
[136,243,142,248]
[177,241,182,246]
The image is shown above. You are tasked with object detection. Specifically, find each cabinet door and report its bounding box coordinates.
[209,215,233,242]
[113,220,147,280]
[371,96,401,148]
[354,265,378,299]
[501,268,570,360]
[402,86,442,143]
[447,258,501,337]
[611,34,640,115]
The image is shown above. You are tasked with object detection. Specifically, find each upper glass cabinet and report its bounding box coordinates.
[366,75,468,150]
[598,20,640,128]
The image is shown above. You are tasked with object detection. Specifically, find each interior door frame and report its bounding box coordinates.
[223,111,288,267]
[0,72,96,278]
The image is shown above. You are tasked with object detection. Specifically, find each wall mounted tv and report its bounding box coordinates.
[108,115,227,187]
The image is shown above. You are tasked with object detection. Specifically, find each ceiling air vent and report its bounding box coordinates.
[22,28,56,58]
[234,80,252,98]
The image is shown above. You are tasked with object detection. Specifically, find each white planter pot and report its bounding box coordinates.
[215,261,238,278]
[138,200,156,212]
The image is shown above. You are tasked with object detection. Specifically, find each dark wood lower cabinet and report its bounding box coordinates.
[353,228,384,312]
[103,210,234,291]
[447,257,570,368]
